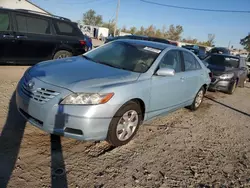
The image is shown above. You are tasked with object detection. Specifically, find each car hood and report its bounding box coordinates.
[28,56,140,92]
[207,64,237,76]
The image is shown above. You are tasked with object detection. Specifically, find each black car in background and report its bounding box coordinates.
[0,8,91,65]
[105,35,170,45]
[203,54,248,94]
[206,47,231,56]
[182,45,207,60]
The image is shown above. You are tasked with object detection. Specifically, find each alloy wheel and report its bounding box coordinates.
[116,110,139,141]
[195,90,204,108]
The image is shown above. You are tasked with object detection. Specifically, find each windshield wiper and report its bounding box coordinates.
[98,61,128,70]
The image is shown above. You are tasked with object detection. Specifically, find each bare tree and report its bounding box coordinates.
[207,34,215,46]
[83,9,103,26]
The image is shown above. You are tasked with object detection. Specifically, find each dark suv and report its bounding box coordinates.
[0,8,92,65]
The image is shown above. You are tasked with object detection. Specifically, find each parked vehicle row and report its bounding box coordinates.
[16,39,211,146]
[202,54,248,94]
[0,8,93,65]
[2,8,248,147]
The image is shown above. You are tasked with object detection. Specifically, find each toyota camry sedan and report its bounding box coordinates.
[16,39,211,146]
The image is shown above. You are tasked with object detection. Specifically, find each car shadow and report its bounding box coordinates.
[0,85,68,187]
[51,105,68,188]
[0,92,26,188]
[205,96,250,117]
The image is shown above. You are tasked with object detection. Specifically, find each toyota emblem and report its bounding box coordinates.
[27,81,35,89]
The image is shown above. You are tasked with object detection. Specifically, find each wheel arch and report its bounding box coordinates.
[52,45,74,58]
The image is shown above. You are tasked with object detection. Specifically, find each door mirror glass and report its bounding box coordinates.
[156,68,175,76]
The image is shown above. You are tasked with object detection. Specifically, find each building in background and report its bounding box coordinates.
[1,0,51,15]
[78,23,109,40]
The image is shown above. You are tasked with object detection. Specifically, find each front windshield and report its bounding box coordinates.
[205,55,239,68]
[84,41,162,73]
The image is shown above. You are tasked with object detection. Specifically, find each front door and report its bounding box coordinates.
[149,50,187,119]
[13,13,56,64]
[0,10,16,64]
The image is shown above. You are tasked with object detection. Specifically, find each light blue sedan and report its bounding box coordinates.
[16,39,211,146]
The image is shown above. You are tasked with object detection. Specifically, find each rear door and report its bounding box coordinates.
[181,50,204,101]
[53,20,85,55]
[0,10,16,64]
[13,12,57,64]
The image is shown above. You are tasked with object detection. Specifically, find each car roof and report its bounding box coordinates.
[114,39,174,50]
[0,7,71,22]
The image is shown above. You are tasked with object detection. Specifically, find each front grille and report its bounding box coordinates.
[21,78,60,104]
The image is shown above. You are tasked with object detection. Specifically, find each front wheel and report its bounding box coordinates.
[227,80,237,94]
[187,87,205,111]
[106,101,142,147]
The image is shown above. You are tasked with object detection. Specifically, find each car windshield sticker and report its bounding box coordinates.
[225,57,239,61]
[144,47,161,54]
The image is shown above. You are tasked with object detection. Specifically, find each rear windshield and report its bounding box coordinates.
[84,41,162,73]
[205,55,239,68]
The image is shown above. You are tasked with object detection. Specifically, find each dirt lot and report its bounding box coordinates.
[0,65,250,188]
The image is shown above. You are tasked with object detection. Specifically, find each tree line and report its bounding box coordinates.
[80,9,249,50]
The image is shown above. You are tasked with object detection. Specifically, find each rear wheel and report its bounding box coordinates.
[53,50,72,59]
[106,101,142,147]
[188,87,205,111]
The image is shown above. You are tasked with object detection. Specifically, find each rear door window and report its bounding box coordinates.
[183,51,202,71]
[54,20,81,36]
[16,14,51,34]
[0,12,10,31]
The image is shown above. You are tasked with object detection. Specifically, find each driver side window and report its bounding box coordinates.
[159,50,182,73]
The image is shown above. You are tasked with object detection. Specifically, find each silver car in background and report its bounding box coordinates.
[16,39,211,146]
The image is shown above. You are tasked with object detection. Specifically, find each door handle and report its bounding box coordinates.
[180,77,185,81]
[3,34,14,38]
[17,35,27,39]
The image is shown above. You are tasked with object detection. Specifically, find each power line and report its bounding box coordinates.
[140,0,250,14]
[59,0,115,5]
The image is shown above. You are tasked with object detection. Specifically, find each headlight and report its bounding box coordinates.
[219,73,234,80]
[60,93,114,105]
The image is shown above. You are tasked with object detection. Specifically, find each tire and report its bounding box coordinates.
[106,101,142,147]
[227,80,237,94]
[53,50,72,59]
[188,87,205,111]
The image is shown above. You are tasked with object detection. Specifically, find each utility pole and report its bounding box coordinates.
[228,41,231,49]
[114,0,120,37]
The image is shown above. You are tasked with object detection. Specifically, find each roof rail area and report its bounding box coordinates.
[15,9,71,21]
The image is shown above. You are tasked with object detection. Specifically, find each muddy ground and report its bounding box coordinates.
[0,64,250,188]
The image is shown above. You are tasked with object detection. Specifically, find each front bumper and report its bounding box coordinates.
[16,76,119,141]
[208,76,233,92]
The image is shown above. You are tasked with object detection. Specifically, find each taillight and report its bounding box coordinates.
[79,40,86,45]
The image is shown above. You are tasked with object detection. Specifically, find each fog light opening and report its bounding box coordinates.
[64,127,83,135]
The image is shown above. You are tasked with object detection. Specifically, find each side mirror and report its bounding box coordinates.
[156,68,175,76]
